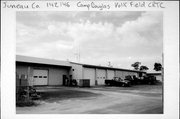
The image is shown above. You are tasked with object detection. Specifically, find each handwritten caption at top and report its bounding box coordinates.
[2,1,165,10]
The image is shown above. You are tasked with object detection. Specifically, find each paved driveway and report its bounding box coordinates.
[16,84,163,114]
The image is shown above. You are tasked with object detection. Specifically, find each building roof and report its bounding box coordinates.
[70,62,146,73]
[146,71,162,76]
[147,71,162,73]
[147,73,162,75]
[16,55,71,67]
[16,55,146,73]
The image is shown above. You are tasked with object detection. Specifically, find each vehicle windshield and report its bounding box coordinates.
[114,77,119,81]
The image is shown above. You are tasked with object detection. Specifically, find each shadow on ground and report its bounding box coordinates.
[39,89,101,103]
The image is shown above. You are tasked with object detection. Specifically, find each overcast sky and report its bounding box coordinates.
[16,11,163,71]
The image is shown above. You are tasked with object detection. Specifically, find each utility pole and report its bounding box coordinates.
[108,61,111,67]
[74,42,80,63]
[108,61,113,67]
[74,52,80,63]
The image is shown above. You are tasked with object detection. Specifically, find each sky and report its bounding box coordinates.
[16,11,163,71]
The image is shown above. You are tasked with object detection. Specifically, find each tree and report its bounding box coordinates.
[140,65,149,71]
[131,62,141,70]
[154,63,162,71]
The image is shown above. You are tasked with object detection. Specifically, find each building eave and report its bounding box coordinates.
[16,55,71,67]
[70,62,146,73]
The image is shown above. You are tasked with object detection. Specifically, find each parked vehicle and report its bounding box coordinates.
[125,75,134,84]
[142,75,157,85]
[105,77,131,87]
[125,75,141,85]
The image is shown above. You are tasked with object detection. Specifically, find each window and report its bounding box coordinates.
[39,76,42,78]
[34,76,38,78]
[43,76,47,78]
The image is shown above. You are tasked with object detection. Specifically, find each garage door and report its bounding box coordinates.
[33,69,48,85]
[97,69,106,85]
[107,70,114,80]
[116,70,125,79]
[128,72,138,77]
[84,68,95,86]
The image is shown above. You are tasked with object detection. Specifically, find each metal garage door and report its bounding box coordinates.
[128,72,138,77]
[33,69,48,85]
[97,69,106,85]
[84,68,95,86]
[107,70,114,80]
[115,70,124,79]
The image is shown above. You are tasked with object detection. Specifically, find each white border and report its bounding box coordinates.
[1,1,179,119]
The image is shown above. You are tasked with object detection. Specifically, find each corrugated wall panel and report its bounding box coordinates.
[16,65,28,75]
[48,68,69,85]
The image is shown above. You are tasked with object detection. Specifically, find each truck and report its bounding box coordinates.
[142,75,157,85]
[105,77,131,87]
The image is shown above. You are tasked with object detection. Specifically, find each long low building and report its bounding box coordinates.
[16,55,146,86]
[147,71,162,82]
[70,62,146,86]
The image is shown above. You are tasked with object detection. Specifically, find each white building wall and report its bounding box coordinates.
[84,67,96,86]
[70,63,83,85]
[70,63,83,79]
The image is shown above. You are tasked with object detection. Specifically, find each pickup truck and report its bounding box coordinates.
[105,77,131,87]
